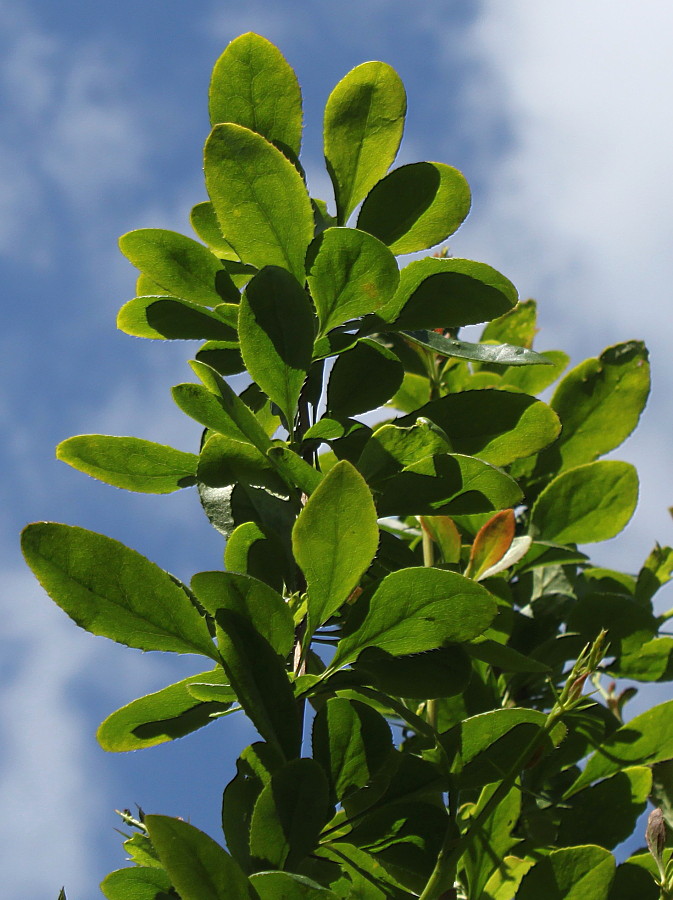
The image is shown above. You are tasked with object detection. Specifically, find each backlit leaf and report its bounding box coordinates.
[190,200,238,259]
[465,509,515,581]
[327,339,403,418]
[100,866,174,900]
[516,845,615,900]
[402,329,551,366]
[117,295,237,341]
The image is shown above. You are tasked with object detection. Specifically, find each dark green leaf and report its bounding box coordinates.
[637,544,673,605]
[567,592,657,659]
[357,162,470,254]
[292,460,379,633]
[216,609,301,760]
[204,123,313,282]
[327,339,403,418]
[467,639,550,673]
[556,767,651,849]
[531,461,639,544]
[516,845,615,900]
[376,257,516,330]
[209,33,302,158]
[100,866,174,900]
[249,872,338,898]
[117,295,237,341]
[21,523,217,659]
[190,201,238,259]
[197,433,285,493]
[119,228,237,306]
[306,227,400,335]
[266,446,323,496]
[145,815,256,899]
[224,521,290,593]
[330,567,496,670]
[239,267,315,427]
[354,645,472,698]
[357,421,452,485]
[403,329,551,366]
[312,697,392,801]
[323,62,406,224]
[191,571,294,657]
[249,758,330,870]
[57,435,198,494]
[195,340,245,376]
[97,668,234,751]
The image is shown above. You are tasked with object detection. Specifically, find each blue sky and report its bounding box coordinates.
[3,1,673,895]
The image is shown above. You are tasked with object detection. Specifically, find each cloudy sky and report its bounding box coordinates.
[3,1,673,895]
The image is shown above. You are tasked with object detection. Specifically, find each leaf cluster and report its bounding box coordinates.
[23,33,673,900]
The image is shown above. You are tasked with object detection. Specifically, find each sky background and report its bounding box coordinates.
[3,1,673,896]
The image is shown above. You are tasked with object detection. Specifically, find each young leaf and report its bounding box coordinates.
[209,32,303,158]
[248,758,330,871]
[326,339,404,418]
[357,161,471,254]
[541,341,650,472]
[190,571,294,657]
[306,227,400,335]
[516,845,615,900]
[21,523,217,659]
[376,257,517,329]
[97,668,235,751]
[531,461,639,545]
[402,329,551,366]
[100,866,174,900]
[323,61,406,224]
[636,543,673,605]
[465,509,516,581]
[119,228,237,306]
[292,460,379,633]
[330,567,497,670]
[117,295,237,341]
[312,697,393,801]
[204,123,313,282]
[397,389,561,466]
[190,200,238,259]
[144,815,257,899]
[238,267,315,428]
[57,435,198,494]
[567,699,673,795]
[249,872,338,898]
[216,609,301,760]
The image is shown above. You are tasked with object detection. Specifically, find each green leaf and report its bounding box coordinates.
[531,461,639,544]
[402,329,551,366]
[190,571,294,657]
[312,697,392,801]
[239,267,315,428]
[330,567,496,670]
[419,515,462,564]
[57,435,198,494]
[375,453,522,518]
[123,832,162,869]
[145,815,256,900]
[249,872,338,898]
[463,783,521,899]
[204,123,313,282]
[324,61,406,224]
[376,258,516,330]
[174,361,271,454]
[100,866,174,900]
[327,339,403,418]
[266,446,323,496]
[467,638,550,673]
[190,201,238,259]
[119,228,237,306]
[516,845,615,900]
[117,296,237,341]
[292,460,379,633]
[306,227,400,335]
[249,758,330,871]
[481,298,537,348]
[567,593,657,660]
[556,767,651,849]
[636,544,673,605]
[500,349,569,394]
[97,668,234,751]
[209,33,302,158]
[21,523,217,659]
[197,433,285,493]
[216,609,301,760]
[482,857,535,900]
[541,341,650,472]
[357,162,470,254]
[609,857,660,899]
[389,372,431,414]
[224,521,290,593]
[568,698,673,794]
[353,645,472,698]
[358,421,452,486]
[196,340,245,377]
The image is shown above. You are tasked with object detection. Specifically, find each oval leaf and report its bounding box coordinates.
[101,866,173,900]
[465,509,515,581]
[119,228,236,306]
[306,227,400,335]
[517,845,615,900]
[204,123,313,282]
[324,61,406,224]
[327,339,404,418]
[531,461,639,545]
[190,201,238,259]
[117,296,237,341]
[209,32,302,158]
[21,523,217,659]
[57,435,198,494]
